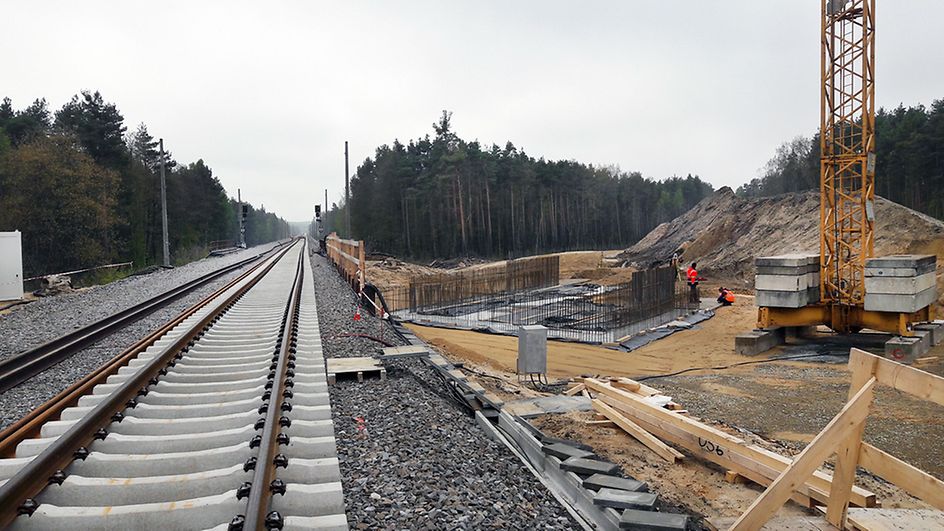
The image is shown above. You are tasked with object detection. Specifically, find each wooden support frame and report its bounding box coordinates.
[582,378,876,509]
[730,348,944,530]
[325,233,366,293]
[730,378,876,530]
[591,399,684,463]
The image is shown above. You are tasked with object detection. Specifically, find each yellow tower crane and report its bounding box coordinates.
[757,0,934,335]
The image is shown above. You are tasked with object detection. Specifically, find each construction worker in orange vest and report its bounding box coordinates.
[686,262,704,304]
[717,286,735,306]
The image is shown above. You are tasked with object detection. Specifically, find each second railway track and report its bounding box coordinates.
[0,239,346,530]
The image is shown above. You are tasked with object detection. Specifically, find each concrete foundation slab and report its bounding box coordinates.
[865,266,936,278]
[583,474,648,493]
[756,290,808,308]
[755,254,819,268]
[593,488,658,510]
[735,328,785,356]
[864,287,937,313]
[866,254,936,270]
[864,272,936,295]
[885,336,927,363]
[619,509,688,530]
[756,265,818,276]
[754,275,807,292]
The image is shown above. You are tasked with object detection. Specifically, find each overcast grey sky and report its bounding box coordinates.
[4,1,942,221]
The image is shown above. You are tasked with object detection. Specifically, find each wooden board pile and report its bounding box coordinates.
[563,377,877,511]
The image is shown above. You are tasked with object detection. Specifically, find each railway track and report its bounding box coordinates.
[0,241,288,393]
[0,239,346,530]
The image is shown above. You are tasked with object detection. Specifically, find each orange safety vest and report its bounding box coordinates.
[724,290,735,303]
[686,267,698,284]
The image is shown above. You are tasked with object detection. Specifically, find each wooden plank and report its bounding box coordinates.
[850,348,944,407]
[857,443,944,510]
[326,356,383,374]
[730,378,876,531]
[584,379,875,508]
[711,516,837,531]
[826,349,879,526]
[592,399,684,463]
[585,420,616,427]
[846,508,944,531]
[563,383,586,396]
[613,377,663,397]
[381,345,430,357]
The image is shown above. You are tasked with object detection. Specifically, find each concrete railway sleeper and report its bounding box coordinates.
[0,239,347,530]
[0,242,287,394]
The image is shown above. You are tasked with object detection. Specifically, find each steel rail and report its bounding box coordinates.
[243,244,304,530]
[0,244,289,458]
[0,244,283,393]
[0,239,301,528]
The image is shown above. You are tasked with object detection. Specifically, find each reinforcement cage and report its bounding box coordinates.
[384,264,691,343]
[386,255,560,312]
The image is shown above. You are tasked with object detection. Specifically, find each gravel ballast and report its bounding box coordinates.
[0,243,281,361]
[0,243,281,429]
[309,252,578,530]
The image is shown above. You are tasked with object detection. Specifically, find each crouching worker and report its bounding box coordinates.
[717,287,735,306]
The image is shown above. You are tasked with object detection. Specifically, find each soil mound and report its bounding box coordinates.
[618,187,944,303]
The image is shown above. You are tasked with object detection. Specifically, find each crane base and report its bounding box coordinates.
[757,303,935,336]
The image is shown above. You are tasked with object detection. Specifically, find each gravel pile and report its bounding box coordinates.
[0,243,280,429]
[309,253,577,530]
[0,243,280,361]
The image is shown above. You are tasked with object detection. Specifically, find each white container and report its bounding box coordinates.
[0,231,24,301]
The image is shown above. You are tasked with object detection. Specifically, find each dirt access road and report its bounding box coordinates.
[409,298,944,521]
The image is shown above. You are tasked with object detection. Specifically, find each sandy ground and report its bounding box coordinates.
[407,300,761,379]
[410,298,944,523]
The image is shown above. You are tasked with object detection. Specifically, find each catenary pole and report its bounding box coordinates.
[159,139,170,267]
[344,141,350,237]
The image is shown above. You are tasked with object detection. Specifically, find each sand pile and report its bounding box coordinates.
[618,187,944,304]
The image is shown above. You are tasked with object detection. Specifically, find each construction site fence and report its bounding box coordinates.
[325,233,365,292]
[385,265,695,343]
[383,255,560,312]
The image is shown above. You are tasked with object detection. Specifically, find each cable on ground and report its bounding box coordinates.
[636,352,843,382]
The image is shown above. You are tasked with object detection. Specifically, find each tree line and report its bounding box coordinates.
[0,92,290,277]
[318,111,714,259]
[737,99,944,221]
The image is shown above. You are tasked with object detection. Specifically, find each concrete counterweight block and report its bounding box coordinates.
[864,255,937,313]
[754,254,820,309]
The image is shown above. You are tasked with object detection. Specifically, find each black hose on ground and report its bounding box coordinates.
[636,352,844,382]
